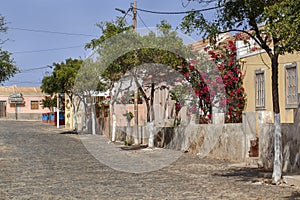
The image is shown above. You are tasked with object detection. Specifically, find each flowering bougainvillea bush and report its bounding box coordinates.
[170,84,191,126]
[212,40,247,123]
[117,90,143,104]
[176,39,246,123]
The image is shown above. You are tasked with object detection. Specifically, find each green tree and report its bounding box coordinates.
[41,58,82,130]
[85,17,133,141]
[86,19,190,146]
[41,96,57,112]
[0,15,18,84]
[181,0,300,182]
[42,58,82,95]
[73,57,107,134]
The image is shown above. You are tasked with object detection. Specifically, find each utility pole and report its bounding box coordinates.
[132,0,140,145]
[57,93,59,128]
[133,0,137,32]
[116,0,140,144]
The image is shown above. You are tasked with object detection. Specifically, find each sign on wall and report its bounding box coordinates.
[8,93,24,104]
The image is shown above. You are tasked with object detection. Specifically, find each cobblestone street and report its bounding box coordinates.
[0,120,299,199]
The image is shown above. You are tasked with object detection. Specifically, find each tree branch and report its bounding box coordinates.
[219,28,273,58]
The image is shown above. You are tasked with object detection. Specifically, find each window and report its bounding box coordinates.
[255,69,265,109]
[31,101,39,110]
[285,63,298,108]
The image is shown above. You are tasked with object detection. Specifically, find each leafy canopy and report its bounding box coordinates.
[85,19,191,89]
[0,15,18,84]
[181,0,300,55]
[41,58,82,95]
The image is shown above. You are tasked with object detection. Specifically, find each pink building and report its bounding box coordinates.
[0,86,48,120]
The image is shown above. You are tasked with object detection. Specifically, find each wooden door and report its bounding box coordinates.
[0,101,6,118]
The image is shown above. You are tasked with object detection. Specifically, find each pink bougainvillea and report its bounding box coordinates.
[180,39,246,123]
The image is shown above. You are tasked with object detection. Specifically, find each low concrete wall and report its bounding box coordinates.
[111,109,300,167]
[282,124,300,173]
[159,124,246,162]
[259,109,300,173]
[113,123,248,162]
[6,113,42,121]
[258,123,273,169]
[112,113,255,162]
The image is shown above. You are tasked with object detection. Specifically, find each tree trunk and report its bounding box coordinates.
[150,83,155,121]
[148,121,155,148]
[148,83,156,148]
[273,113,282,182]
[82,97,89,133]
[110,81,122,142]
[91,100,96,135]
[111,105,117,142]
[271,54,282,183]
[133,74,155,147]
[163,88,170,120]
[72,102,78,131]
[73,94,83,133]
[132,74,150,121]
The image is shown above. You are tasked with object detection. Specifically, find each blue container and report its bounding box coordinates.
[42,113,49,122]
[50,113,55,121]
[59,112,65,120]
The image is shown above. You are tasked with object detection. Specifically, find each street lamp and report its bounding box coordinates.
[115,8,128,15]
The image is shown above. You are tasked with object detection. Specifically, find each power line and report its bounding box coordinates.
[20,66,51,73]
[10,27,98,37]
[135,5,222,15]
[13,45,84,54]
[137,13,152,32]
[181,0,191,8]
[8,81,42,84]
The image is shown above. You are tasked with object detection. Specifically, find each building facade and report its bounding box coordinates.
[0,86,48,120]
[237,40,300,123]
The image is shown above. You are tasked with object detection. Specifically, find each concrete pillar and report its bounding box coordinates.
[258,111,274,169]
[212,113,224,124]
[242,111,256,160]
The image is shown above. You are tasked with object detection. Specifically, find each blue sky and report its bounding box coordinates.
[0,0,213,86]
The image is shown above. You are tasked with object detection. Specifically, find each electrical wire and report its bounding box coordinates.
[137,13,152,32]
[182,0,191,8]
[135,5,222,15]
[9,27,98,37]
[12,45,84,54]
[7,81,42,84]
[19,66,51,73]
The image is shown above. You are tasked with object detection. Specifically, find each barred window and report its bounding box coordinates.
[285,63,298,108]
[255,69,265,109]
[31,101,39,110]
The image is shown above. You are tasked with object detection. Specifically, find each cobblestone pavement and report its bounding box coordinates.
[0,120,300,199]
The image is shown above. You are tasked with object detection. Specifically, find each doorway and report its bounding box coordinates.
[0,101,6,118]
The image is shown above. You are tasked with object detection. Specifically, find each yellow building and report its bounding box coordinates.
[238,41,300,123]
[64,94,74,129]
